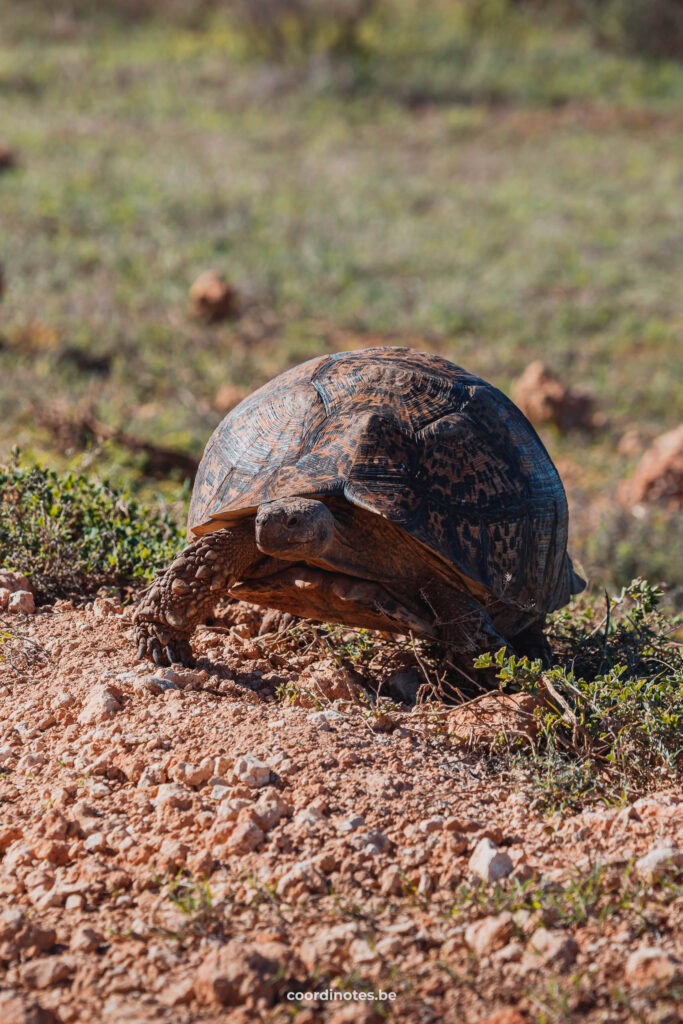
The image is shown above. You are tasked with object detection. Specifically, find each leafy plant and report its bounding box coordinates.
[0,454,183,602]
[473,580,683,808]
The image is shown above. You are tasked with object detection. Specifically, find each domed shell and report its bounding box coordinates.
[189,348,584,616]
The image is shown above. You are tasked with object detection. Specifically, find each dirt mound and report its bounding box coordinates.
[513,361,602,433]
[619,424,683,510]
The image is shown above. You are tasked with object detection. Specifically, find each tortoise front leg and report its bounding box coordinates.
[133,521,258,667]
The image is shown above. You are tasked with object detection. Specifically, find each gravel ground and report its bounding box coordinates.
[0,597,681,1024]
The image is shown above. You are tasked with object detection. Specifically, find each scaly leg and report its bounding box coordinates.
[512,620,552,667]
[133,521,258,667]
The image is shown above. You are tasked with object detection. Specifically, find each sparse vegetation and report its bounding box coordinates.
[473,580,683,809]
[0,454,183,602]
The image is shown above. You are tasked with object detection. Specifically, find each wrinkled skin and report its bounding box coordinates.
[133,497,550,672]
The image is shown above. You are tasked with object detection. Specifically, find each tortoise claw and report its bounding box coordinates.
[152,648,164,666]
[137,643,146,660]
[164,646,176,665]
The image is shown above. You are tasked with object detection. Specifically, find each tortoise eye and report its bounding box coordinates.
[286,515,299,528]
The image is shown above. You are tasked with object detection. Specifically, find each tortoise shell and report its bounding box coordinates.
[189,347,583,616]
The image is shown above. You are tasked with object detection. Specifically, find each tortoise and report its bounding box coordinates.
[134,347,585,673]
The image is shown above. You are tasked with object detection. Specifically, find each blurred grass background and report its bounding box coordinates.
[0,0,682,591]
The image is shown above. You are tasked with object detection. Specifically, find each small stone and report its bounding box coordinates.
[83,832,106,853]
[307,709,344,731]
[419,816,444,834]
[189,270,239,324]
[524,928,578,971]
[276,859,327,899]
[159,977,195,1007]
[92,597,121,618]
[469,838,513,883]
[20,957,72,989]
[465,913,515,956]
[625,946,681,987]
[634,842,683,882]
[0,569,33,594]
[8,590,35,614]
[70,925,102,952]
[0,994,60,1024]
[78,686,123,725]
[252,792,292,832]
[171,760,213,788]
[210,784,231,802]
[417,871,433,897]
[154,784,192,810]
[299,923,358,973]
[194,940,281,1006]
[337,814,365,834]
[226,820,265,854]
[295,804,325,829]
[234,754,270,788]
[380,865,403,895]
[449,691,547,746]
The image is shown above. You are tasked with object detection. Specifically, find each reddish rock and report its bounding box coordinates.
[625,946,681,987]
[194,940,282,1006]
[0,994,59,1024]
[448,691,547,746]
[292,659,366,707]
[20,957,73,989]
[0,569,33,595]
[618,424,683,510]
[465,913,515,956]
[513,361,600,433]
[189,270,239,323]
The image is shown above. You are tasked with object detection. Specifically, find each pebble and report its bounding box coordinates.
[337,814,366,833]
[307,709,345,731]
[523,927,578,970]
[83,832,106,853]
[70,925,102,953]
[634,842,683,882]
[20,956,72,989]
[625,946,681,987]
[153,784,192,810]
[0,569,33,594]
[419,816,445,833]
[469,838,514,883]
[295,805,325,828]
[210,784,231,801]
[465,912,514,956]
[276,859,327,899]
[89,782,111,798]
[78,686,123,726]
[8,590,36,614]
[235,754,270,788]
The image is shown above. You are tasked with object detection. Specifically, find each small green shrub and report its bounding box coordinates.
[474,579,683,809]
[0,454,183,603]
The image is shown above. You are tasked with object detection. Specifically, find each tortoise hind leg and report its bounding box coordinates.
[133,521,258,667]
[511,620,552,668]
[430,589,508,692]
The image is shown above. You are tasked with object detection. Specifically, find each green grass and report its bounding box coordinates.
[0,2,682,588]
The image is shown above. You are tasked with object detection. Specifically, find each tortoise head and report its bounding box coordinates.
[255,497,336,559]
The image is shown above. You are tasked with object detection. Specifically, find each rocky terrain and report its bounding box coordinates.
[0,588,681,1024]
